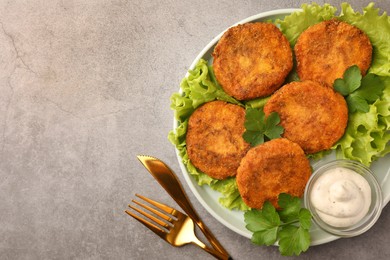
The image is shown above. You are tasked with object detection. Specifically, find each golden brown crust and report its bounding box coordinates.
[263,80,348,154]
[186,101,250,180]
[295,19,372,87]
[236,138,311,209]
[212,22,293,100]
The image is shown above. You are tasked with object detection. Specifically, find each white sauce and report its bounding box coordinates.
[310,167,371,227]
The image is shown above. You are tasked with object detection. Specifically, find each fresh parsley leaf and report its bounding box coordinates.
[242,131,264,147]
[334,78,350,96]
[264,112,284,140]
[278,225,311,256]
[244,202,280,232]
[356,73,385,102]
[244,194,313,256]
[298,208,312,230]
[261,202,281,227]
[252,227,279,246]
[333,66,384,113]
[245,202,281,246]
[244,107,265,131]
[347,94,369,113]
[278,193,301,223]
[334,65,362,94]
[243,107,284,146]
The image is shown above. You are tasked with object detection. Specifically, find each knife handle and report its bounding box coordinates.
[137,155,230,258]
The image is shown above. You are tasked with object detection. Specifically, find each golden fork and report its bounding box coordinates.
[126,194,230,260]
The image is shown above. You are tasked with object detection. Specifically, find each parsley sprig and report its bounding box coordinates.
[244,194,312,256]
[334,65,384,113]
[242,107,284,146]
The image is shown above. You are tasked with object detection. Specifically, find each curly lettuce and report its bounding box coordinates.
[277,3,337,46]
[170,59,241,122]
[334,77,390,165]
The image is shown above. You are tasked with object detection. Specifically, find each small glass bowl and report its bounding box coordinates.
[304,159,383,237]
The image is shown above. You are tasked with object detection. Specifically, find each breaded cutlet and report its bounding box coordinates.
[186,101,250,180]
[263,80,348,154]
[212,22,293,100]
[295,19,372,87]
[236,138,311,209]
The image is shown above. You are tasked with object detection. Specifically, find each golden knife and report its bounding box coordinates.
[137,155,231,259]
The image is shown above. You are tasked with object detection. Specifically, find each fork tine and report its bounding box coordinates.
[132,199,174,223]
[128,204,171,229]
[125,210,165,235]
[135,193,178,217]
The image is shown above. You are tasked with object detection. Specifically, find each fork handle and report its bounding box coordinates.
[191,236,232,260]
[192,218,230,257]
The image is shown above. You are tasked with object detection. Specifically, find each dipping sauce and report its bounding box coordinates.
[310,167,371,227]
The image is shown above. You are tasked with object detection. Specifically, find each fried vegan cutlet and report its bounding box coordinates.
[295,19,372,87]
[186,101,250,180]
[212,22,293,100]
[263,80,348,154]
[236,138,311,209]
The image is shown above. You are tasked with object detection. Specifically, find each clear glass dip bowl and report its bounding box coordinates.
[304,159,383,237]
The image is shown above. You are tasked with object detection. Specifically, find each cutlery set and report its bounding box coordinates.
[125,155,231,260]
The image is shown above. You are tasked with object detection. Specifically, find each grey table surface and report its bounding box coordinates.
[1,0,389,259]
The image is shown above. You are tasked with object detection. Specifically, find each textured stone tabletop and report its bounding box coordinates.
[1,0,389,259]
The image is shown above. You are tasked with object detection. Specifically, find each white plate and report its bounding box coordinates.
[173,9,390,246]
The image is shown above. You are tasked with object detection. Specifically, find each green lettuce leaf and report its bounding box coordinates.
[212,178,250,211]
[276,3,337,46]
[334,76,390,165]
[170,59,242,122]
